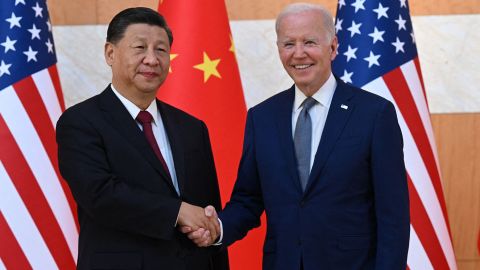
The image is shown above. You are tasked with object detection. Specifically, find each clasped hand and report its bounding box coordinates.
[177,202,219,247]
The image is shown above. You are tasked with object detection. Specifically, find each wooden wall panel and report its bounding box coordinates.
[97,0,157,24]
[225,0,337,21]
[48,0,96,25]
[432,113,480,268]
[48,0,480,25]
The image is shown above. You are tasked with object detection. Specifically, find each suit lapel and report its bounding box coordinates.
[157,101,186,196]
[276,87,303,192]
[98,87,175,190]
[305,79,355,193]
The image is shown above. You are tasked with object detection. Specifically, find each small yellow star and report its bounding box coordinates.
[193,52,221,82]
[229,34,236,56]
[169,53,178,73]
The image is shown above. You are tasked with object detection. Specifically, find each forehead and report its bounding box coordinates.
[121,23,168,42]
[277,11,324,37]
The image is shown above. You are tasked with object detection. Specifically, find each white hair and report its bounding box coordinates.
[275,3,335,42]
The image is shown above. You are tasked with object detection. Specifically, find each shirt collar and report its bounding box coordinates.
[110,84,159,126]
[293,72,337,111]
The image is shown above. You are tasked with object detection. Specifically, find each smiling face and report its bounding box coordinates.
[276,10,337,96]
[105,23,170,102]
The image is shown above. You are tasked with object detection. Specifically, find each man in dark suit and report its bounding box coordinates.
[56,7,228,270]
[183,3,410,270]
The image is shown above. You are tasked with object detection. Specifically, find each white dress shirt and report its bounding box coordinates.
[292,72,337,171]
[111,84,180,195]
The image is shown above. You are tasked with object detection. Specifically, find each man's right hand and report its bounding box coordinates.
[177,202,219,245]
[178,205,219,247]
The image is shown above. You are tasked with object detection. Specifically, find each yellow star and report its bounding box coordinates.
[193,52,221,82]
[169,53,178,73]
[229,34,236,56]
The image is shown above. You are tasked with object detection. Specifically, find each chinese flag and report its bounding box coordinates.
[157,1,264,269]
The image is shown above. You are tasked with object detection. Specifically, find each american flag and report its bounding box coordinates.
[332,0,456,269]
[0,0,78,269]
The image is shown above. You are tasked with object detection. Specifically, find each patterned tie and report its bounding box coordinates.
[294,97,317,191]
[136,111,171,178]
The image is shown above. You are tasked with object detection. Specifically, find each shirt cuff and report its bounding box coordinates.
[213,218,223,246]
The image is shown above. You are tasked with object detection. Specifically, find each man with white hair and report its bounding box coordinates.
[183,3,410,269]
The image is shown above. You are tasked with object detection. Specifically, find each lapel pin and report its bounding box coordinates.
[341,104,348,110]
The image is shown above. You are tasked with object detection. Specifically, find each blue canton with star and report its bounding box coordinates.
[0,0,56,90]
[332,0,418,87]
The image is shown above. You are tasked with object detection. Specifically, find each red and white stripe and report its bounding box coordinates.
[362,59,457,270]
[0,67,78,269]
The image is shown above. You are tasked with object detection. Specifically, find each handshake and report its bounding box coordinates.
[177,202,220,247]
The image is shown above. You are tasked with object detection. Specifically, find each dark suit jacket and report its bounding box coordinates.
[57,86,229,270]
[219,78,410,270]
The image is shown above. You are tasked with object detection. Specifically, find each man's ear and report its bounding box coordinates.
[104,42,114,66]
[330,36,338,61]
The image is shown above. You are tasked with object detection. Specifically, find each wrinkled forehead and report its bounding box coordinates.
[277,12,326,37]
[121,24,169,42]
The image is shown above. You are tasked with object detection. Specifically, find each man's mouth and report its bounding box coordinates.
[139,71,158,78]
[293,64,313,70]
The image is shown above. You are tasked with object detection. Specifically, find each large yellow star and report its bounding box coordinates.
[193,52,221,82]
[169,53,178,73]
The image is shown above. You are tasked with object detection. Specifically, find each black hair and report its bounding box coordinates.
[106,7,173,46]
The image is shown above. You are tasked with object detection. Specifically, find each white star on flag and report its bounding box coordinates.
[340,69,353,83]
[335,19,343,33]
[410,31,416,43]
[391,37,405,53]
[15,0,26,5]
[338,0,346,9]
[5,12,22,29]
[1,36,17,53]
[28,24,41,40]
[347,20,362,37]
[45,38,53,53]
[368,27,385,44]
[0,60,12,76]
[400,0,407,8]
[373,3,389,19]
[343,45,358,62]
[32,2,43,17]
[23,46,38,62]
[351,0,366,13]
[363,51,381,68]
[395,14,407,30]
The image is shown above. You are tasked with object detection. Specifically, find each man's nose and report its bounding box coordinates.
[143,48,160,65]
[293,44,306,58]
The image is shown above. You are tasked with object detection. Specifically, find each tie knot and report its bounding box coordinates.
[136,111,153,124]
[302,97,317,112]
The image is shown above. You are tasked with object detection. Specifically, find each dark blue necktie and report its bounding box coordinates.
[294,97,317,191]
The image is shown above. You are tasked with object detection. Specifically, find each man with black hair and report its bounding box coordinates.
[57,7,228,270]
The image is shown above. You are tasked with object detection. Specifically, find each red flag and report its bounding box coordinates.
[0,0,78,269]
[157,1,264,269]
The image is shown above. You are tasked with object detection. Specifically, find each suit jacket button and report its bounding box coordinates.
[300,200,305,207]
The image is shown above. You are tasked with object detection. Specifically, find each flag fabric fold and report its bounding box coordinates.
[0,1,78,269]
[332,0,456,269]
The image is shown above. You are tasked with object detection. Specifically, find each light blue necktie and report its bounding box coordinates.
[294,97,317,191]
